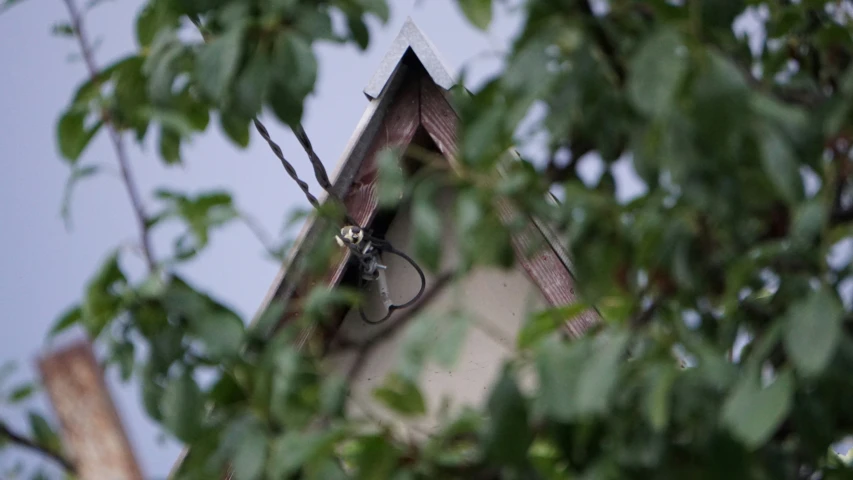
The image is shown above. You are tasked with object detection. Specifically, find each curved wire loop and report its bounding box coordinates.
[356,239,427,325]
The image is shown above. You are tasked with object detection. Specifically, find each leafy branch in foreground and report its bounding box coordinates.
[2,0,853,479]
[0,421,74,474]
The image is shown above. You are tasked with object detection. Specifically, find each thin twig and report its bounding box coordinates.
[0,421,76,473]
[345,271,456,382]
[61,0,156,272]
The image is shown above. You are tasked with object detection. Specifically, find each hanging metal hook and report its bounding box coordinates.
[334,226,427,325]
[357,243,426,324]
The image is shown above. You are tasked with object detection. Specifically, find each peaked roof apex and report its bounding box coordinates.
[363,17,455,99]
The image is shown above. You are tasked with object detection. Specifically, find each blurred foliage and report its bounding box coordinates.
[2,0,853,478]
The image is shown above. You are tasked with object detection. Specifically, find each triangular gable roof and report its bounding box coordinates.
[252,18,598,344]
[252,19,455,334]
[363,17,455,99]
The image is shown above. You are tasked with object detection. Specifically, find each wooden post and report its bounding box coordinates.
[38,340,144,480]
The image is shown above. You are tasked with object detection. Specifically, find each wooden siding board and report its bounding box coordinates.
[419,78,599,337]
[39,340,144,480]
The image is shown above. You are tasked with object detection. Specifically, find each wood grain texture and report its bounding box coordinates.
[419,78,600,337]
[39,340,144,480]
[276,72,423,336]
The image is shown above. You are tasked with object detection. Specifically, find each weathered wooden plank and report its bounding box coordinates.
[38,340,144,480]
[329,70,422,286]
[419,78,599,337]
[495,200,600,337]
[276,71,423,343]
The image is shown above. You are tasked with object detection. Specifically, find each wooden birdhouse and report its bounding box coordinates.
[255,18,599,438]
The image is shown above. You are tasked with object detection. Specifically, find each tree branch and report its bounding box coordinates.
[0,421,76,473]
[61,0,156,272]
[344,271,456,382]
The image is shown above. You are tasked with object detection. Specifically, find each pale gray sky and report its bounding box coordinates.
[0,0,521,476]
[5,0,848,476]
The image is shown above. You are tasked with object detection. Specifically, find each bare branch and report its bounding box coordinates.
[0,421,76,473]
[61,0,156,272]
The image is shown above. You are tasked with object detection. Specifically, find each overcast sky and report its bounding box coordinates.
[0,0,522,476]
[3,0,850,476]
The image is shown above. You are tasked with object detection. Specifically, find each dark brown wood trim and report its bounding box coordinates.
[419,78,599,337]
[277,71,423,345]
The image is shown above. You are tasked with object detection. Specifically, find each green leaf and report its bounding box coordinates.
[135,2,157,48]
[51,22,74,37]
[135,0,177,48]
[294,9,336,41]
[82,251,127,338]
[272,31,317,98]
[722,369,793,448]
[575,332,629,416]
[791,198,826,242]
[461,101,507,166]
[221,114,251,148]
[57,110,102,163]
[628,28,688,117]
[195,25,245,103]
[161,278,245,361]
[114,341,135,382]
[377,147,404,208]
[518,303,588,349]
[0,0,27,15]
[783,286,843,377]
[535,337,591,421]
[141,364,164,421]
[233,50,270,118]
[209,372,246,406]
[7,383,36,403]
[457,0,492,30]
[154,190,238,250]
[269,81,304,127]
[159,127,181,164]
[347,15,369,50]
[644,365,677,431]
[411,183,443,271]
[194,310,245,360]
[759,125,802,204]
[48,305,82,337]
[61,164,100,229]
[268,429,340,478]
[145,32,184,104]
[161,370,204,442]
[268,32,317,126]
[359,0,390,22]
[140,108,199,138]
[482,367,531,467]
[231,420,268,480]
[373,373,427,416]
[319,374,347,418]
[353,435,400,480]
[28,413,61,454]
